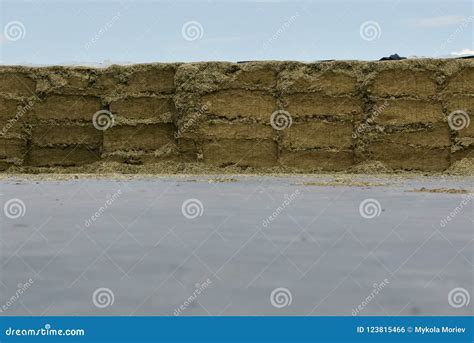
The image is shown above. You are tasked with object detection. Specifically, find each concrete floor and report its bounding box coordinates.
[0,175,473,316]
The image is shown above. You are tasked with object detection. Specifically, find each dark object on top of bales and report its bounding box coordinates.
[457,55,474,59]
[379,54,407,61]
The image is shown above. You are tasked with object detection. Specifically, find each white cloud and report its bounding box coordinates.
[451,48,474,56]
[414,15,467,28]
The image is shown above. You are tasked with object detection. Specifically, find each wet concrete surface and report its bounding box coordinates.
[0,175,472,316]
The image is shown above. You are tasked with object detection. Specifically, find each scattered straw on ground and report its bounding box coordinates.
[1,158,473,181]
[407,187,471,194]
[295,178,388,187]
[207,177,239,183]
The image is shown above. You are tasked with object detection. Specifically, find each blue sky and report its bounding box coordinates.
[0,0,472,65]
